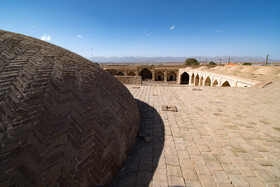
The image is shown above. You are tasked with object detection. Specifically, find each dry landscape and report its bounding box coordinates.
[0,30,280,187]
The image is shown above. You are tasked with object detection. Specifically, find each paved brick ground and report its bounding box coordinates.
[119,82,280,187]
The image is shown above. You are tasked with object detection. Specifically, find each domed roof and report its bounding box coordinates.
[0,30,140,186]
[227,65,243,72]
[197,66,209,70]
[212,66,223,71]
[240,66,259,73]
[253,66,280,75]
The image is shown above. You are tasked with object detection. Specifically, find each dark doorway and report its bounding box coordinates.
[180,72,189,84]
[158,75,162,81]
[170,75,173,81]
[140,68,152,80]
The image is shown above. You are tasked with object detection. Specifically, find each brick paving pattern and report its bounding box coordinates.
[114,82,280,187]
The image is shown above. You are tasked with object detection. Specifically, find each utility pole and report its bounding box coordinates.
[265,54,269,65]
[91,48,94,62]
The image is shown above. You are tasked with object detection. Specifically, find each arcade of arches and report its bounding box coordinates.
[180,72,236,87]
[105,66,179,82]
[103,65,260,87]
[180,72,234,87]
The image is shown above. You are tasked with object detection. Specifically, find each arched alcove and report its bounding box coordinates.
[168,71,177,81]
[195,74,199,86]
[222,81,231,87]
[191,73,195,84]
[200,76,204,86]
[127,71,136,76]
[213,80,218,87]
[205,76,211,86]
[117,71,124,76]
[155,71,164,81]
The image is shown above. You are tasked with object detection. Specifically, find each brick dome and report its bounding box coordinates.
[0,30,140,186]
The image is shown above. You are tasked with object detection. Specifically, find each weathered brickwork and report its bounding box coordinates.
[0,30,140,186]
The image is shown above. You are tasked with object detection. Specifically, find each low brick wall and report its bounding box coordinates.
[115,76,142,84]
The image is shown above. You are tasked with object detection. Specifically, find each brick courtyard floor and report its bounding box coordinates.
[112,81,280,187]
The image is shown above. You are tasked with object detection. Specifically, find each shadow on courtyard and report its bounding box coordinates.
[109,99,165,187]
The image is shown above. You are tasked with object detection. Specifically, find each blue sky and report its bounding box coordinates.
[0,0,280,59]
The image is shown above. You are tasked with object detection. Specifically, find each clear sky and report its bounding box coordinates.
[0,0,280,59]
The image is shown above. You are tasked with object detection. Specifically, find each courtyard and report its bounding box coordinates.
[112,82,280,187]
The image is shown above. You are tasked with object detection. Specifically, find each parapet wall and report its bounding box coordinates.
[115,76,142,84]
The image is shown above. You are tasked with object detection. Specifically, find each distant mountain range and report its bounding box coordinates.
[89,56,279,63]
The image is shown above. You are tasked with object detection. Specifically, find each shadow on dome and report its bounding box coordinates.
[109,99,165,187]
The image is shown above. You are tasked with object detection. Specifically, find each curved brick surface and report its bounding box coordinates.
[0,30,140,186]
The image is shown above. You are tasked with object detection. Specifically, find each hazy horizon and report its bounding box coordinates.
[90,55,279,63]
[1,0,279,59]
